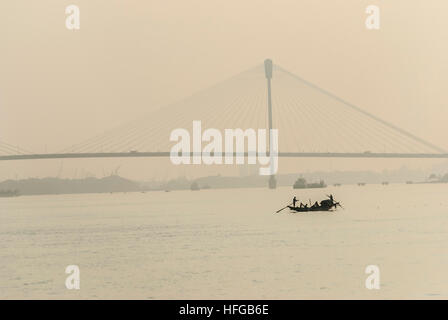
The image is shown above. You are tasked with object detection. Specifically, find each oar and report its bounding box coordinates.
[275,203,292,214]
[335,202,344,210]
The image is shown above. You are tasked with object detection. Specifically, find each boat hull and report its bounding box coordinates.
[287,205,334,212]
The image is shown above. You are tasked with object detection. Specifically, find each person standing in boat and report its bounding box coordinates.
[293,196,298,208]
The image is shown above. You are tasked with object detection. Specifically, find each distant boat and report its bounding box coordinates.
[382,181,389,185]
[333,183,342,187]
[406,181,414,184]
[293,178,326,189]
[358,183,366,186]
[0,189,20,198]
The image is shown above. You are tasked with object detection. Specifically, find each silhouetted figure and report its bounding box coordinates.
[293,196,298,207]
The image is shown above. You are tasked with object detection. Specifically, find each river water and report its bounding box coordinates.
[1,183,447,299]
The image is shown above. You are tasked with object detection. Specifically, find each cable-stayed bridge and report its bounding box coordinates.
[1,60,447,162]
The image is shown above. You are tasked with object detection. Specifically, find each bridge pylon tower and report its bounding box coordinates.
[265,59,277,189]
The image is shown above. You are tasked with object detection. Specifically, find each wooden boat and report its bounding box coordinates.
[288,195,342,213]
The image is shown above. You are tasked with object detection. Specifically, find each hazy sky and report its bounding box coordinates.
[1,1,447,179]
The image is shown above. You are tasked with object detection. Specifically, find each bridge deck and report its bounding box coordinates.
[2,152,448,161]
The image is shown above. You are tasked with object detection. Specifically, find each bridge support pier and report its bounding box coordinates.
[268,175,277,189]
